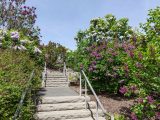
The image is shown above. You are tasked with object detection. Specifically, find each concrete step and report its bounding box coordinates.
[45,82,69,87]
[46,78,67,80]
[66,117,106,120]
[46,81,69,84]
[47,72,63,74]
[47,76,66,78]
[45,85,69,87]
[37,102,96,112]
[41,96,90,104]
[46,79,67,82]
[35,109,104,120]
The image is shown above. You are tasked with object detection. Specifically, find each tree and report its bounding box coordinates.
[0,0,41,43]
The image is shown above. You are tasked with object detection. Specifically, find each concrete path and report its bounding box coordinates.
[38,87,78,97]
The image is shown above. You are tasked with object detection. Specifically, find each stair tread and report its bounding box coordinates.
[37,101,96,111]
[41,96,90,104]
[66,117,106,120]
[35,109,104,119]
[46,81,69,83]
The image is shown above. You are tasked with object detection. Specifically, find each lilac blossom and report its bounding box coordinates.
[156,112,160,120]
[137,98,143,104]
[128,44,135,50]
[96,55,102,60]
[130,112,138,120]
[138,52,143,60]
[119,86,128,94]
[11,31,19,40]
[92,61,97,65]
[20,39,29,44]
[89,67,93,72]
[92,65,96,69]
[147,96,154,104]
[91,51,98,57]
[13,45,21,50]
[129,51,134,58]
[130,85,137,91]
[34,46,42,54]
[20,45,27,50]
[111,52,117,56]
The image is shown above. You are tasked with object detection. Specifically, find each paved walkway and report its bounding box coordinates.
[38,87,78,97]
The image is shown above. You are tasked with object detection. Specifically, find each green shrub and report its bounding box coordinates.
[45,41,67,69]
[0,50,43,119]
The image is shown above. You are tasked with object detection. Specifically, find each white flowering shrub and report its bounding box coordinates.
[0,29,42,54]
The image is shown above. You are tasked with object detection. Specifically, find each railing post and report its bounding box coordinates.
[63,62,66,76]
[111,114,114,120]
[96,100,99,120]
[44,62,47,87]
[85,77,87,109]
[79,72,82,96]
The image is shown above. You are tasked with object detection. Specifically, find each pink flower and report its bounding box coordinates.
[112,52,117,56]
[119,86,128,94]
[129,51,134,58]
[92,61,96,65]
[155,112,160,120]
[130,85,137,91]
[138,52,143,60]
[128,44,135,50]
[131,112,138,120]
[89,67,93,72]
[147,96,154,104]
[91,51,98,57]
[137,98,143,103]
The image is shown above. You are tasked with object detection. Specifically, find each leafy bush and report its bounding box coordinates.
[0,50,43,119]
[45,41,67,69]
[0,29,44,66]
[130,96,160,120]
[67,6,160,120]
[0,0,41,42]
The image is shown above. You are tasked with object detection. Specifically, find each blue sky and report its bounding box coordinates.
[26,0,160,50]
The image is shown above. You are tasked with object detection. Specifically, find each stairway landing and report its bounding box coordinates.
[38,87,78,97]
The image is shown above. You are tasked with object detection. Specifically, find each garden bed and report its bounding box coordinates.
[70,85,135,118]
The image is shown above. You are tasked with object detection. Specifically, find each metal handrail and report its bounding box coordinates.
[80,70,114,120]
[42,62,47,87]
[13,70,35,120]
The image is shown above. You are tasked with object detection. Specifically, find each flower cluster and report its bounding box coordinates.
[131,95,159,120]
[119,86,128,94]
[0,30,42,54]
[89,61,97,72]
[11,31,19,40]
[119,85,138,96]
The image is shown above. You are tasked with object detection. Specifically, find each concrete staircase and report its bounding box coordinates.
[45,71,69,87]
[35,70,106,120]
[35,96,106,120]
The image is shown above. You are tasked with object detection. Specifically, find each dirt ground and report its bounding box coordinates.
[70,85,135,117]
